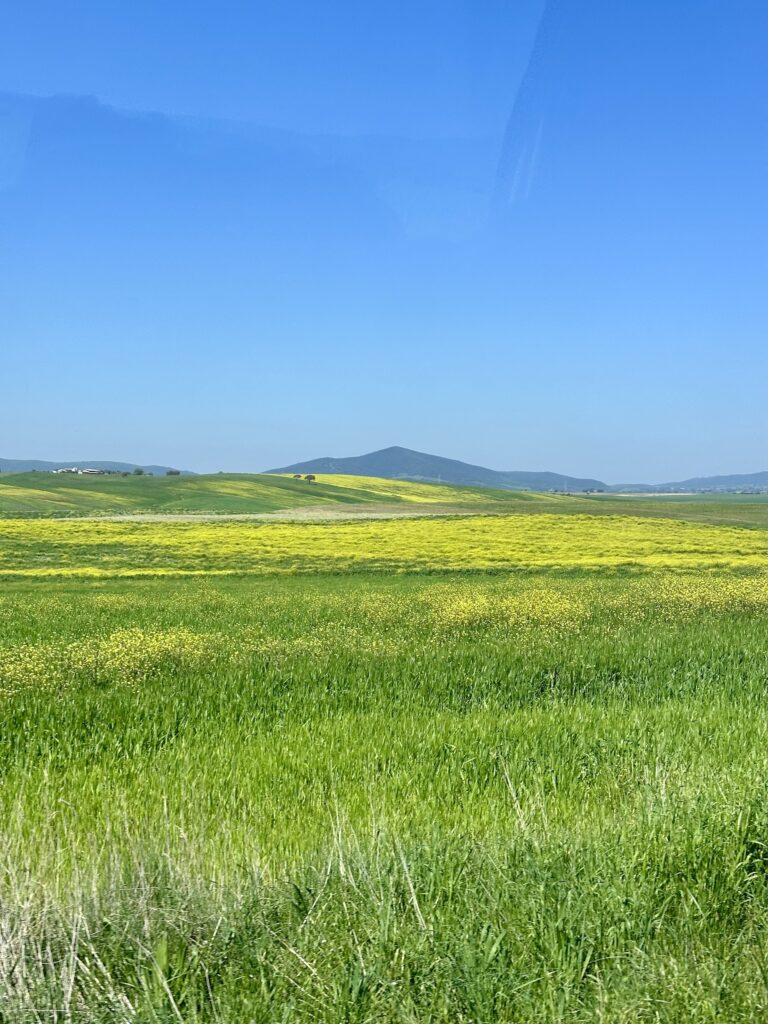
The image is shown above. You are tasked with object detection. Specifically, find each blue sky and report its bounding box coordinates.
[1,1,766,482]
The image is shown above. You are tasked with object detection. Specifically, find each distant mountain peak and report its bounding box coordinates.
[267,447,605,492]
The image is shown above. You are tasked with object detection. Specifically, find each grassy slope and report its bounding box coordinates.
[4,471,768,531]
[0,471,548,516]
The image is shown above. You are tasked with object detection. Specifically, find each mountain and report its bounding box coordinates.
[267,446,606,492]
[0,459,191,475]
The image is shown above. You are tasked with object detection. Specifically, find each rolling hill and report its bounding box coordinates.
[0,471,547,517]
[3,470,768,530]
[268,446,605,492]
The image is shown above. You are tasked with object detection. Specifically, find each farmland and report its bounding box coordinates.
[0,471,546,517]
[3,494,768,1020]
[4,471,768,529]
[4,512,768,578]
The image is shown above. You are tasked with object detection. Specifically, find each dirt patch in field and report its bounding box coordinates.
[77,503,487,523]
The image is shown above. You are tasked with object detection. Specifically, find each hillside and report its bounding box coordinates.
[268,446,606,491]
[0,471,545,517]
[5,470,768,529]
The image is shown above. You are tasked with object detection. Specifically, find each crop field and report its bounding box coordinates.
[5,512,768,579]
[4,472,768,529]
[3,503,768,1020]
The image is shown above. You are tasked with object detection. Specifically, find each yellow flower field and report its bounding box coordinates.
[2,512,768,577]
[294,474,551,505]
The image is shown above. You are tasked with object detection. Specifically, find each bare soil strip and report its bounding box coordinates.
[75,503,486,523]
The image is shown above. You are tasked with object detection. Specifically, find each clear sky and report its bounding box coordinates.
[1,1,766,482]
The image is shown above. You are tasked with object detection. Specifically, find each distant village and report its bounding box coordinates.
[50,467,181,477]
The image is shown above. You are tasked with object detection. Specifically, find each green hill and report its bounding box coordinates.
[0,471,545,517]
[5,472,768,530]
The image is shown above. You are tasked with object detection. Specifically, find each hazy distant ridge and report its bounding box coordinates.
[615,471,768,493]
[0,458,189,475]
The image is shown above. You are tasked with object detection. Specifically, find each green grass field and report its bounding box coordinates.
[0,471,547,517]
[4,471,768,532]
[3,491,768,1020]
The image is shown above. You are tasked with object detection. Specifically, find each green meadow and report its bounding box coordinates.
[3,488,768,1020]
[0,471,542,517]
[3,471,768,530]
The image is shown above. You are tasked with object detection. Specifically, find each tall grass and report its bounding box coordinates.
[2,573,768,1019]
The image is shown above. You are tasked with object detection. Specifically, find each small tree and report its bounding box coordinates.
[166,469,181,476]
[132,467,144,476]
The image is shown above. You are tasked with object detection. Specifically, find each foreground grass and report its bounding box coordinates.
[3,573,768,1019]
